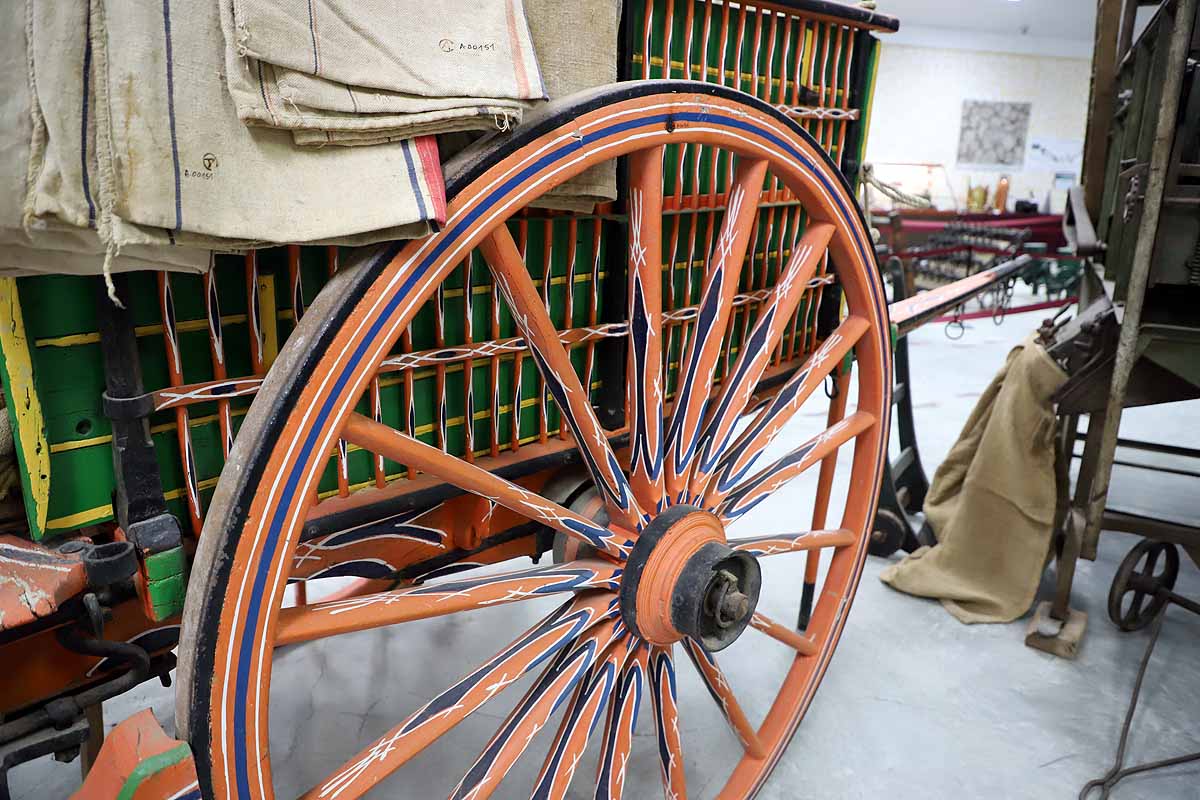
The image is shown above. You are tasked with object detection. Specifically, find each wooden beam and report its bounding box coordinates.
[1082,0,1126,220]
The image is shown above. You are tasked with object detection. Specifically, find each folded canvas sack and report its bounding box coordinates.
[235,62,526,147]
[222,0,619,208]
[226,0,543,144]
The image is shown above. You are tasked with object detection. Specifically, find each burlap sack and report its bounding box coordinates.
[88,0,442,250]
[26,0,97,231]
[525,0,621,211]
[0,1,209,276]
[880,336,1068,624]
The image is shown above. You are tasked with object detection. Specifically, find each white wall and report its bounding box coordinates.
[863,40,1092,213]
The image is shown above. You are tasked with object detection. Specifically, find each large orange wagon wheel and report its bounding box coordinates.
[177,81,891,800]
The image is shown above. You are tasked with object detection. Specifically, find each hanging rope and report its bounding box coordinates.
[861,163,934,210]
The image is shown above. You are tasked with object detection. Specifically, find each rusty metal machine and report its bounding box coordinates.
[1029,0,1200,659]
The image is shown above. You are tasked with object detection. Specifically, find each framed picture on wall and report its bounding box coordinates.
[956,100,1032,170]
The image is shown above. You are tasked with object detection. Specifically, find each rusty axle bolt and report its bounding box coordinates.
[705,569,751,630]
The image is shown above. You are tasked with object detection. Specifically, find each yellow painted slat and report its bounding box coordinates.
[0,278,50,536]
[45,475,221,531]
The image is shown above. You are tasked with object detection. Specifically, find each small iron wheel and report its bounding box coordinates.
[1107,538,1179,632]
[867,508,908,557]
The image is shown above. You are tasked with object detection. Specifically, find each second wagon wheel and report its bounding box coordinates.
[178,81,891,800]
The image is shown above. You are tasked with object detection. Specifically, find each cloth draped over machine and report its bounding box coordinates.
[881,336,1068,624]
[1,0,620,279]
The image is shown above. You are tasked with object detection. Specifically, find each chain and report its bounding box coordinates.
[991,277,1017,325]
[944,305,966,340]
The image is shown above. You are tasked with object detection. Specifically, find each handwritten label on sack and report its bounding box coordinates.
[184,153,220,181]
[438,39,496,53]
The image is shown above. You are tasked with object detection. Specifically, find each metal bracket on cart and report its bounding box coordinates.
[94,276,186,621]
[869,255,933,558]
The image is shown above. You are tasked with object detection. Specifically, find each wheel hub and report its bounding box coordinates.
[619,505,761,651]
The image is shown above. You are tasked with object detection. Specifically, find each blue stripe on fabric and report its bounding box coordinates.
[231,107,883,799]
[162,0,183,233]
[401,139,428,220]
[80,4,96,227]
[306,0,319,74]
[256,61,270,114]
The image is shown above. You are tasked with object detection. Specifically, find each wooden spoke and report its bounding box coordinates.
[714,410,876,523]
[663,157,769,501]
[729,528,856,557]
[532,637,639,800]
[450,619,624,800]
[809,369,851,537]
[342,413,632,560]
[304,594,615,800]
[648,645,688,800]
[594,642,647,800]
[626,146,667,513]
[702,315,870,503]
[682,640,766,759]
[687,223,835,500]
[801,366,853,629]
[274,560,622,646]
[481,227,646,530]
[749,613,818,656]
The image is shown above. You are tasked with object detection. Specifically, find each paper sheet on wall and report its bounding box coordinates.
[1026,137,1084,174]
[956,100,1031,170]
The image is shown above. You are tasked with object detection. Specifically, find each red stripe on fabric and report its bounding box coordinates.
[505,0,532,98]
[414,135,448,224]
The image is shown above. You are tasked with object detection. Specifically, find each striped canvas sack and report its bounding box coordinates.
[88,0,445,251]
[0,1,209,277]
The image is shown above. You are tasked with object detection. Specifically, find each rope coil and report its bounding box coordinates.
[861,163,934,210]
